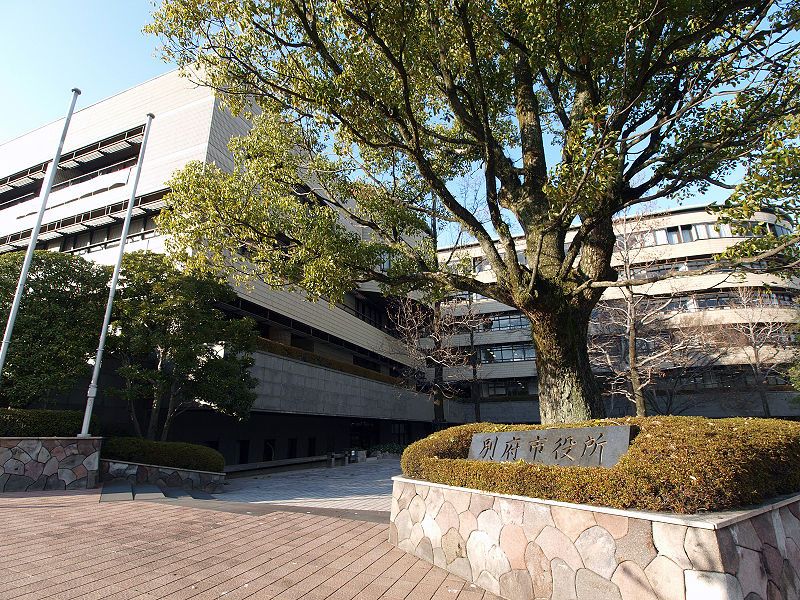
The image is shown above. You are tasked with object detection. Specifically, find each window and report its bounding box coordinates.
[666,227,681,244]
[486,379,531,397]
[479,342,536,363]
[694,223,709,239]
[75,232,91,248]
[91,229,108,245]
[263,439,275,461]
[237,439,250,464]
[308,437,317,456]
[680,225,694,243]
[354,355,381,372]
[482,312,530,331]
[290,334,314,352]
[288,438,298,459]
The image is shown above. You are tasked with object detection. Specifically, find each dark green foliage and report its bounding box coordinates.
[111,252,258,441]
[255,337,400,386]
[0,251,109,406]
[369,443,407,455]
[102,436,225,472]
[401,417,800,514]
[0,408,93,437]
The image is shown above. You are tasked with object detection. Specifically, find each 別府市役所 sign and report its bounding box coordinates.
[467,426,632,468]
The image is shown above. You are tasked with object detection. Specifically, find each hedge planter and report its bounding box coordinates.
[100,459,225,493]
[0,437,102,492]
[390,476,800,600]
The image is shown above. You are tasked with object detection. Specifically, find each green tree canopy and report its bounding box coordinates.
[149,0,800,423]
[111,252,258,440]
[0,251,109,407]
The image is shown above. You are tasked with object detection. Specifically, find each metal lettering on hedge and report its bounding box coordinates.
[467,426,632,468]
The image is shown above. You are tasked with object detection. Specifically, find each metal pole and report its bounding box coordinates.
[79,113,154,437]
[0,88,81,382]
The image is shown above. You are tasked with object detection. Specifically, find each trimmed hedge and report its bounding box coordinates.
[369,443,407,455]
[102,437,225,473]
[401,417,800,514]
[0,408,91,437]
[256,337,401,386]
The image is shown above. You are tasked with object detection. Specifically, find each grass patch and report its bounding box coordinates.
[401,416,800,514]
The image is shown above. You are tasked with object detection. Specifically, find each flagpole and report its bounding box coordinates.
[0,88,81,381]
[79,113,154,437]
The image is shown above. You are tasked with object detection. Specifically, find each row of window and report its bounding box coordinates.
[484,378,534,397]
[661,291,795,312]
[464,220,792,274]
[481,312,529,332]
[470,368,791,401]
[620,221,790,248]
[41,215,159,254]
[480,342,536,364]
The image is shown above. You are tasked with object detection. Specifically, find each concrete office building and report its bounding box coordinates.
[2,73,795,458]
[0,71,448,465]
[437,206,800,423]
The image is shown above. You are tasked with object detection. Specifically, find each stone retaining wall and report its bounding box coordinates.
[100,459,225,493]
[0,437,102,492]
[390,476,800,600]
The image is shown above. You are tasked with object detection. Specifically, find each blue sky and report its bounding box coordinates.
[0,1,171,144]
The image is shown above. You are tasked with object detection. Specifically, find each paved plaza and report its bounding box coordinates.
[219,459,401,512]
[0,460,501,600]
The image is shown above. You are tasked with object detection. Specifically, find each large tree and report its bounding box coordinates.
[110,252,258,440]
[149,0,800,423]
[0,251,109,407]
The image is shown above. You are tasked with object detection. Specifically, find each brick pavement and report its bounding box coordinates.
[220,459,400,512]
[0,490,499,600]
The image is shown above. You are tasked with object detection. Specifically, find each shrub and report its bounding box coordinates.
[401,417,800,514]
[102,437,225,473]
[0,408,91,437]
[369,443,407,455]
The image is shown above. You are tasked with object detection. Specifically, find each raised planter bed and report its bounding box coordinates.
[390,476,800,600]
[0,437,102,492]
[100,459,225,493]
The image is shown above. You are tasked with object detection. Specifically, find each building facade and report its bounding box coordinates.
[2,73,795,460]
[0,71,444,465]
[437,206,800,422]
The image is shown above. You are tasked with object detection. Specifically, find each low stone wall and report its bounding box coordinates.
[0,437,102,492]
[390,476,800,600]
[100,459,225,493]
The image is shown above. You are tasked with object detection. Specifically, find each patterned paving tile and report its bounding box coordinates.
[219,459,401,513]
[0,489,494,600]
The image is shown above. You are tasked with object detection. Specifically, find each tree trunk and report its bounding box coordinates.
[469,326,481,422]
[160,378,181,441]
[528,308,605,423]
[146,352,164,440]
[757,386,771,418]
[146,387,162,440]
[627,321,647,417]
[431,300,446,423]
[432,364,445,423]
[121,356,143,438]
[126,381,143,438]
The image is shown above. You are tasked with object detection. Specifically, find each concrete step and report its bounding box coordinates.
[185,488,216,500]
[133,484,166,501]
[160,486,192,499]
[100,480,133,502]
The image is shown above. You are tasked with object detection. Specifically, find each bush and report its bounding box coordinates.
[401,417,800,514]
[0,408,91,437]
[369,443,407,455]
[102,437,225,473]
